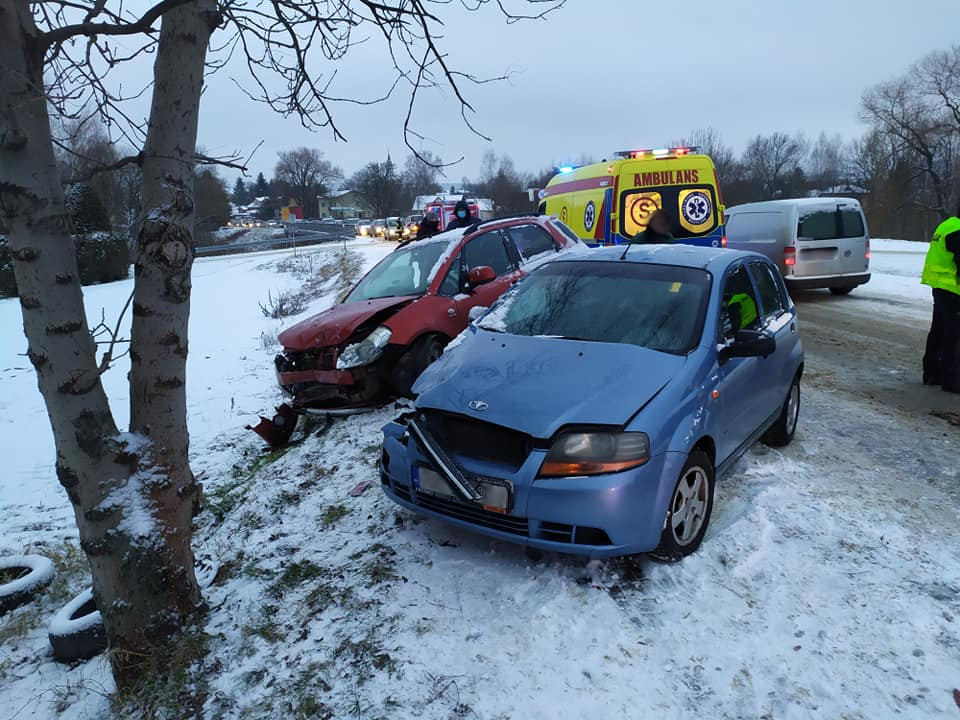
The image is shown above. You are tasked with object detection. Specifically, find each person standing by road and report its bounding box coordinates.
[632,209,676,244]
[446,199,477,231]
[921,204,960,394]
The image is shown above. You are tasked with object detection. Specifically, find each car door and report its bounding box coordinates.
[435,230,520,335]
[717,263,766,462]
[748,260,800,416]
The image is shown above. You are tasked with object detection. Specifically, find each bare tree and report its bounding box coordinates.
[351,157,402,216]
[673,127,738,186]
[862,45,960,215]
[742,132,808,199]
[1,0,564,689]
[807,131,847,191]
[275,147,344,213]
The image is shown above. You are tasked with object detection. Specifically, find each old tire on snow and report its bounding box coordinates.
[762,375,801,448]
[0,554,56,615]
[48,588,108,663]
[395,334,446,397]
[649,450,715,562]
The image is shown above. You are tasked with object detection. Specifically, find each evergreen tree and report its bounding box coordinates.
[253,171,269,197]
[232,177,250,204]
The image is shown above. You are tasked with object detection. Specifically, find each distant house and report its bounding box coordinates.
[809,184,869,199]
[317,189,372,219]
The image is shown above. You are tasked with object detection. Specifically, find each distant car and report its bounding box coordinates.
[356,220,373,237]
[274,216,582,411]
[381,246,804,559]
[321,216,336,224]
[372,219,387,238]
[404,214,421,235]
[725,198,871,295]
[384,216,407,241]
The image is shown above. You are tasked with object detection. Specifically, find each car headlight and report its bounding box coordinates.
[538,430,650,477]
[336,326,392,369]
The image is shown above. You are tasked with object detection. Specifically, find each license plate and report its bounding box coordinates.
[413,466,512,513]
[413,466,459,500]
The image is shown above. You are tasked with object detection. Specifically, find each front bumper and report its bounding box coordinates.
[275,348,401,410]
[380,418,685,557]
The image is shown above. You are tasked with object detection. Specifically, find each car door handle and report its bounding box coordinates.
[790,322,796,333]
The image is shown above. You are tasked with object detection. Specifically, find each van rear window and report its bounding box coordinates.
[798,208,865,240]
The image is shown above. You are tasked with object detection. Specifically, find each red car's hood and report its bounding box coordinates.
[278,295,416,350]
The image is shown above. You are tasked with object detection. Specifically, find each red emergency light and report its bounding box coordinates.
[615,146,700,159]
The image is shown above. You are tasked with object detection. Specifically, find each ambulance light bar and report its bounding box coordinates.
[557,165,576,174]
[614,146,701,159]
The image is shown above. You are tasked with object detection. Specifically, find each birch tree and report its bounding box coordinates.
[1,0,564,689]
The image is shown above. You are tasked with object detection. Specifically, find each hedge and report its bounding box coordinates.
[0,233,130,299]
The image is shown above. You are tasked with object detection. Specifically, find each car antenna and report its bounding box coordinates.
[619,239,634,261]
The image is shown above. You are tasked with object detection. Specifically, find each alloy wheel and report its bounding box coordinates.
[670,466,710,546]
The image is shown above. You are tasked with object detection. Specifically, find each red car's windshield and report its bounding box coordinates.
[345,240,451,302]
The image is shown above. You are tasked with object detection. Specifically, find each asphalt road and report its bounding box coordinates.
[792,287,960,432]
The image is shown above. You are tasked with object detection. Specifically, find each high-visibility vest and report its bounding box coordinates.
[921,216,960,296]
[729,293,758,331]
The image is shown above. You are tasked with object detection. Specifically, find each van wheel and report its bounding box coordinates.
[649,451,715,562]
[763,376,801,447]
[829,287,854,296]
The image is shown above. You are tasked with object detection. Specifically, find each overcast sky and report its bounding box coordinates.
[187,0,960,185]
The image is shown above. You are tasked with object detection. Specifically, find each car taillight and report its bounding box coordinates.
[721,235,728,249]
[784,247,796,266]
[865,239,871,261]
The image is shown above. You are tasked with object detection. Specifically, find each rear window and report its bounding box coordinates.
[479,261,711,355]
[620,185,718,239]
[506,225,557,260]
[798,208,865,240]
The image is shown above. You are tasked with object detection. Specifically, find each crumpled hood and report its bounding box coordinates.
[278,295,415,350]
[414,329,685,439]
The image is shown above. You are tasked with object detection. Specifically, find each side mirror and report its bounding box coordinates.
[720,329,776,363]
[467,266,496,288]
[468,305,489,322]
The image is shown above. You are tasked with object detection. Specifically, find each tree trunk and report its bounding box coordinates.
[0,0,214,688]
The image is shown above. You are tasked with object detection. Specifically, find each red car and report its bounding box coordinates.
[275,215,582,412]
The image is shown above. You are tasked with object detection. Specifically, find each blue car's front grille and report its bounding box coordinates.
[415,492,529,536]
[421,411,532,472]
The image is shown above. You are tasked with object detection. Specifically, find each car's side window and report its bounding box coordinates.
[720,264,762,337]
[439,252,462,297]
[506,225,557,261]
[749,261,786,319]
[463,230,513,276]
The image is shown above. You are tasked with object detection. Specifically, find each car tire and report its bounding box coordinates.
[649,450,715,562]
[762,375,800,447]
[49,588,108,663]
[829,286,854,296]
[395,335,446,397]
[0,554,56,615]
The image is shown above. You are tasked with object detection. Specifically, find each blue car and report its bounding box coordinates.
[380,245,804,559]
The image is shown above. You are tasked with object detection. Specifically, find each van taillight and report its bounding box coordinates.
[865,239,871,261]
[784,247,796,266]
[721,235,727,249]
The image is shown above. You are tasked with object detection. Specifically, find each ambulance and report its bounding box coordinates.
[539,147,725,247]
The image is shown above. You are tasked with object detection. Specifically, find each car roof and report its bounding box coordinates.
[552,244,765,273]
[727,197,862,213]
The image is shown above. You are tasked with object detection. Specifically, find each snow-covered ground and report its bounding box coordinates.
[2,237,958,719]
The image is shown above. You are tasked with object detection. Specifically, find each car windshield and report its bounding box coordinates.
[345,241,451,301]
[478,261,711,355]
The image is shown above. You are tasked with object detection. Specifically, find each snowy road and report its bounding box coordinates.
[2,238,959,719]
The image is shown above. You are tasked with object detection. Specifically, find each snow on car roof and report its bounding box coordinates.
[559,244,755,271]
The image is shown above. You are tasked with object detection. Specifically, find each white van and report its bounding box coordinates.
[725,198,871,295]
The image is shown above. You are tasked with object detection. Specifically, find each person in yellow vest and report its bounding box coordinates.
[921,205,960,394]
